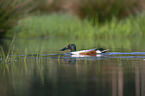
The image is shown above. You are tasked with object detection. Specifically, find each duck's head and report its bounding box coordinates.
[60,44,76,52]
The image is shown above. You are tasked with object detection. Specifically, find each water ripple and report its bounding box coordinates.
[4,52,145,60]
[105,52,145,55]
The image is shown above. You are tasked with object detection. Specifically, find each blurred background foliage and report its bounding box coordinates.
[6,13,145,38]
[0,0,35,37]
[0,0,145,38]
[78,0,145,22]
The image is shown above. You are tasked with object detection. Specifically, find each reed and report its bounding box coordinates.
[0,0,34,37]
[0,36,16,63]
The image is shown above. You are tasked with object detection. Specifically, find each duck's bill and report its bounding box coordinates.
[60,47,67,51]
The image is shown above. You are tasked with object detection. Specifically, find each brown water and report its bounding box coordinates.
[0,38,145,96]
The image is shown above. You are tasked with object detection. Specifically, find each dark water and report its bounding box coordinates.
[0,38,145,96]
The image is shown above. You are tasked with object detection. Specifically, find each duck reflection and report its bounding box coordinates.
[61,54,105,65]
[62,57,77,64]
[71,54,102,57]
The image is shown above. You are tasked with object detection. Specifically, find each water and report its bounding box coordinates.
[0,38,145,96]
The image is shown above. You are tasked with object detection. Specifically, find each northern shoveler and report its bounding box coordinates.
[60,44,109,55]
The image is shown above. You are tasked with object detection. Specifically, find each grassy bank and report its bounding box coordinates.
[7,13,145,39]
[1,0,144,37]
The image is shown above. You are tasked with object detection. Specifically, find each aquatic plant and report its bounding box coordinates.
[0,36,16,63]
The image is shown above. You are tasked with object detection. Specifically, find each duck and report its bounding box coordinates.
[60,44,109,55]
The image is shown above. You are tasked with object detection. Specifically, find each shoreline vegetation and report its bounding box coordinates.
[7,12,145,39]
[0,0,145,38]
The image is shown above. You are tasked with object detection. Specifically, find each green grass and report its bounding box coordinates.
[7,13,145,38]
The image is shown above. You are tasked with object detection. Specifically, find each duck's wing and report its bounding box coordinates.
[70,49,93,55]
[70,48,109,55]
[96,48,110,53]
[88,48,109,53]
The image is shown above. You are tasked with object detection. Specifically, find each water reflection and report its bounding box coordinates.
[0,54,145,96]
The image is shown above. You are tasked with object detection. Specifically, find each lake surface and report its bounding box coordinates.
[0,37,145,96]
